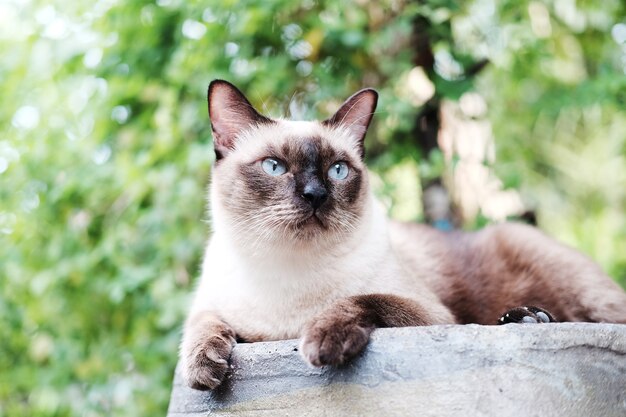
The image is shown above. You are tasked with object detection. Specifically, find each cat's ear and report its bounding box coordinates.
[208,80,273,161]
[323,88,378,158]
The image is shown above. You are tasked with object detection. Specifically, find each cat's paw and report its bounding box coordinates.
[497,306,556,324]
[180,323,236,390]
[299,315,372,367]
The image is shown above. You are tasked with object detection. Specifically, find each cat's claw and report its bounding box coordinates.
[497,306,555,324]
[181,325,236,390]
[300,318,371,367]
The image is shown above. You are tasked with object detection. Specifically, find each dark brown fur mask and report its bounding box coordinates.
[207,80,378,256]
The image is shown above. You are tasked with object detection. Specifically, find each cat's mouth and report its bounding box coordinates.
[297,211,327,229]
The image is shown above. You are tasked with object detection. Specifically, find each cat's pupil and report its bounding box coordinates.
[261,158,286,176]
[334,164,340,173]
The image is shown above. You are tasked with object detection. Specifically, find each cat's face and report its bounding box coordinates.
[207,81,377,254]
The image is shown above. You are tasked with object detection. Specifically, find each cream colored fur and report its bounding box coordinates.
[189,119,453,341]
[180,86,626,390]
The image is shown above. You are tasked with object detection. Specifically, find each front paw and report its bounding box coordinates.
[300,317,372,367]
[181,324,236,390]
[498,306,556,324]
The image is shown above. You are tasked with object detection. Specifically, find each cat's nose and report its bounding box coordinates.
[302,183,328,210]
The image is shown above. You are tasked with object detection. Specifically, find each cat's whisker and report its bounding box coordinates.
[286,90,298,119]
[225,202,362,257]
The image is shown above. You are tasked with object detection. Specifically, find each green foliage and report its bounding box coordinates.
[1,0,625,415]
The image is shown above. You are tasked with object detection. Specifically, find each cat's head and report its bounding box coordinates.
[207,80,378,255]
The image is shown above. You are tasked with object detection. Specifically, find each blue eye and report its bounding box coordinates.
[328,161,349,180]
[261,158,287,176]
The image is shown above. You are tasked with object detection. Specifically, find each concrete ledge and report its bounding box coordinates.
[167,323,626,417]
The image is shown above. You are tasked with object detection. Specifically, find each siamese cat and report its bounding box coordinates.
[179,80,626,390]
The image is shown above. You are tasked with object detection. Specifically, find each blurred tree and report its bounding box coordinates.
[0,0,625,416]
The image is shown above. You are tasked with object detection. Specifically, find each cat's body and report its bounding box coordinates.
[192,194,452,342]
[180,80,626,390]
[391,221,626,324]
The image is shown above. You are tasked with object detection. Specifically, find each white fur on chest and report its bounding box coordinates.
[190,203,407,340]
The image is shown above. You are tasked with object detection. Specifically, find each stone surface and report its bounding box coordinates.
[167,323,626,417]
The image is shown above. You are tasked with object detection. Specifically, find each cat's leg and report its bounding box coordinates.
[300,293,448,367]
[179,311,236,390]
[457,223,626,324]
[496,224,626,324]
[497,306,556,324]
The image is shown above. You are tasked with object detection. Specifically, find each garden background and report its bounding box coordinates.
[1,0,625,415]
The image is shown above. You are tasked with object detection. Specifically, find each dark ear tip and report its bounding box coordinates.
[368,89,379,104]
[208,79,233,97]
[209,79,234,88]
[354,88,378,108]
[358,88,378,97]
